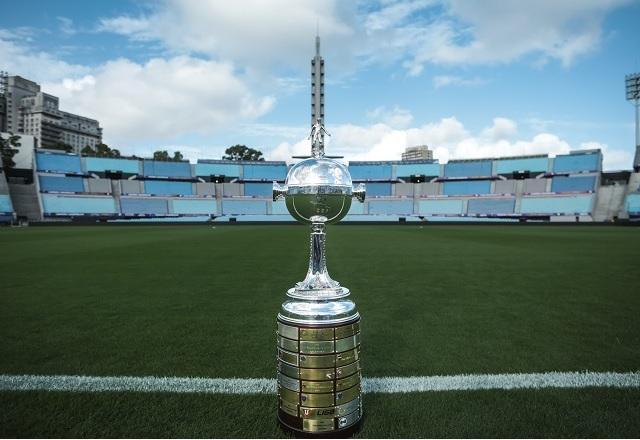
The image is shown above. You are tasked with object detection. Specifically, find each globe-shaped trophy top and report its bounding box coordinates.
[284,157,353,224]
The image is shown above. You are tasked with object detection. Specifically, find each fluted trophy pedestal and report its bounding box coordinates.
[273,154,365,435]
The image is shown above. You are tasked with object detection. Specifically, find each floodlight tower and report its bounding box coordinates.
[626,73,640,171]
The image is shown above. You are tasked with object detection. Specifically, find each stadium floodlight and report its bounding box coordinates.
[625,73,640,170]
[272,34,366,436]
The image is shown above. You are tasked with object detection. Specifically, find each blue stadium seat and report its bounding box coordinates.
[442,180,491,196]
[551,176,596,193]
[396,163,440,177]
[171,199,217,215]
[0,194,13,213]
[553,152,601,173]
[494,157,548,174]
[242,164,287,180]
[348,164,392,180]
[36,151,82,174]
[39,175,85,193]
[120,198,169,215]
[144,180,193,196]
[42,195,117,214]
[142,160,192,178]
[520,195,594,214]
[368,199,413,215]
[444,160,492,178]
[625,193,640,214]
[366,183,392,197]
[194,162,242,178]
[467,198,515,215]
[271,201,290,215]
[222,200,267,215]
[347,202,366,215]
[418,199,464,215]
[84,157,140,174]
[244,182,273,197]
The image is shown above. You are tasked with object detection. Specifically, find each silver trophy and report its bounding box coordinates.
[273,122,365,435]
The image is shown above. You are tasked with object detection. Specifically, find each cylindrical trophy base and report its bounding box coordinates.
[276,317,363,435]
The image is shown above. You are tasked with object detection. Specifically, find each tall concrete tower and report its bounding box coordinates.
[311,34,325,137]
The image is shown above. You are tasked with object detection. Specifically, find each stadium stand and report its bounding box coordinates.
[625,193,640,217]
[520,195,594,215]
[494,156,549,175]
[143,180,193,196]
[222,200,268,215]
[349,162,393,180]
[419,199,465,215]
[467,198,516,215]
[42,194,118,215]
[244,182,274,197]
[3,146,636,223]
[85,157,140,174]
[444,160,492,178]
[442,180,492,196]
[551,175,597,193]
[194,161,242,179]
[552,150,601,174]
[35,151,83,174]
[242,163,287,181]
[0,171,15,223]
[366,183,393,197]
[142,160,191,179]
[38,175,85,193]
[369,199,414,215]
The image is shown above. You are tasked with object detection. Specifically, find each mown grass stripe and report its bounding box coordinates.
[1,371,639,395]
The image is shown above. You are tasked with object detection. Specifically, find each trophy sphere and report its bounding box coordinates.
[284,157,353,224]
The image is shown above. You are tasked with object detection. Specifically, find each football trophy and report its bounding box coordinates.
[273,120,365,434]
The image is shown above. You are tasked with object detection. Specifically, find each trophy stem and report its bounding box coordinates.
[292,217,341,294]
[308,219,327,280]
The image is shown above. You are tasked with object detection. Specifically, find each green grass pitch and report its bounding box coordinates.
[1,224,639,437]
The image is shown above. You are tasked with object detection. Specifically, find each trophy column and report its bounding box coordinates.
[276,220,362,434]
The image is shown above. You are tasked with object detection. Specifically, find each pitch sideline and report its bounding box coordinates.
[1,371,639,395]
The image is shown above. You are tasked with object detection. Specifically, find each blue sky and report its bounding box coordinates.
[1,0,639,169]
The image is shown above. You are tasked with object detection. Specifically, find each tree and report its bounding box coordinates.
[82,144,121,158]
[222,144,264,161]
[0,134,21,169]
[153,150,184,162]
[153,150,170,161]
[48,142,73,153]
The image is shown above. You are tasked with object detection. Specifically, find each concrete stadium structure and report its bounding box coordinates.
[1,147,639,224]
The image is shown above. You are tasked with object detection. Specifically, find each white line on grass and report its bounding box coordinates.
[1,371,639,395]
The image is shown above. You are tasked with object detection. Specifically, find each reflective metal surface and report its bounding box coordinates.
[276,318,362,434]
[275,115,364,434]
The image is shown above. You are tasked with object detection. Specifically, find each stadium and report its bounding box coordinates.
[0,146,639,224]
[1,2,640,438]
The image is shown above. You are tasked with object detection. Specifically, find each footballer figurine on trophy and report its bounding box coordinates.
[273,90,366,433]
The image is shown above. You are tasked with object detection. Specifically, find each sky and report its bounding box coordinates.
[1,0,639,169]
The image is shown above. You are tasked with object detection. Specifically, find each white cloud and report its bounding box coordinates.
[432,75,486,88]
[43,56,274,145]
[0,36,89,82]
[366,106,414,128]
[97,0,358,72]
[481,117,518,141]
[268,117,632,170]
[95,0,631,78]
[97,16,152,39]
[369,0,631,75]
